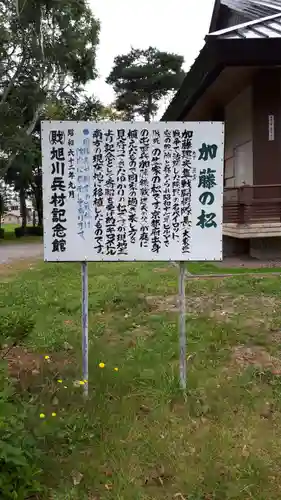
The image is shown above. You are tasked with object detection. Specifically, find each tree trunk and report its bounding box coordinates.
[0,197,2,229]
[37,203,43,227]
[19,187,27,229]
[0,102,45,178]
[145,94,152,122]
[31,177,43,227]
[0,55,26,109]
[35,191,43,226]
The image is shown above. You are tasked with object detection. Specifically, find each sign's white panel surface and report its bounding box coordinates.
[41,121,224,262]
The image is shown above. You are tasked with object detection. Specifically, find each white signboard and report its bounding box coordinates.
[41,121,224,262]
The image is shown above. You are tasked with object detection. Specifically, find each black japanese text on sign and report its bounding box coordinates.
[49,129,67,253]
[68,129,75,200]
[196,142,218,229]
[181,129,193,254]
[139,129,150,249]
[93,128,104,255]
[104,129,116,255]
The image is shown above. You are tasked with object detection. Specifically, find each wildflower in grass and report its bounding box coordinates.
[114,367,119,372]
[79,381,85,385]
[64,386,67,389]
[51,412,57,417]
[44,355,50,360]
[39,413,45,419]
[57,379,62,383]
[99,362,105,369]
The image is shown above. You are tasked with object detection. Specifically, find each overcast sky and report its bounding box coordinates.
[87,0,215,118]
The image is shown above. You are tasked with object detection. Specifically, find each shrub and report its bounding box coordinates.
[14,227,25,238]
[0,367,45,499]
[0,228,4,239]
[26,226,43,237]
[14,226,43,238]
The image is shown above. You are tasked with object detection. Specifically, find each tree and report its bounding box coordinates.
[47,93,125,122]
[29,92,104,227]
[46,91,103,122]
[0,0,100,176]
[0,184,7,230]
[106,46,185,121]
[3,93,124,228]
[5,148,36,228]
[97,104,126,121]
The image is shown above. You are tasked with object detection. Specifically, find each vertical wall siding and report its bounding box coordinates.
[225,86,253,187]
[252,69,281,187]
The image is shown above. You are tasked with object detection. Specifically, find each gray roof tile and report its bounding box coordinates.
[222,0,281,19]
[208,11,281,37]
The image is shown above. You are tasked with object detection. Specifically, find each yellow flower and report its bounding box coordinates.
[84,379,87,383]
[39,413,45,419]
[44,355,50,360]
[57,379,62,383]
[99,362,105,369]
[51,412,57,417]
[79,381,85,385]
[114,367,119,372]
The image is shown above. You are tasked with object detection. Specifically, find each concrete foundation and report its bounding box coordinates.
[223,235,249,257]
[250,237,281,260]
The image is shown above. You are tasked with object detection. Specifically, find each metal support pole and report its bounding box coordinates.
[81,261,89,397]
[178,261,186,390]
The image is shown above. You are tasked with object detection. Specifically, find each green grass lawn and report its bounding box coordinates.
[1,223,42,244]
[2,223,19,232]
[2,261,281,499]
[188,261,281,275]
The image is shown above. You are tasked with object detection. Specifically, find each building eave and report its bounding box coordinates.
[161,37,281,122]
[207,11,281,38]
[161,42,220,121]
[209,0,221,32]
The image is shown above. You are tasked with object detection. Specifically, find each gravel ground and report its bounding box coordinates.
[0,244,43,264]
[217,256,281,268]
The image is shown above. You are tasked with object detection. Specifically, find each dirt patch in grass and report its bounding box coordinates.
[232,345,281,374]
[152,267,171,273]
[145,295,179,312]
[131,324,153,338]
[0,258,40,278]
[2,346,74,389]
[145,293,278,327]
[98,312,154,347]
[127,325,154,348]
[270,329,281,345]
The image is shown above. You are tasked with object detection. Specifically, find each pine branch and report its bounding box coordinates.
[1,102,45,178]
[0,54,26,107]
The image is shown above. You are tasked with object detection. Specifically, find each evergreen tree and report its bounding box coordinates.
[0,0,100,175]
[107,46,185,121]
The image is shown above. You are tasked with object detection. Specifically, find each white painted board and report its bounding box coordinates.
[41,121,224,262]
